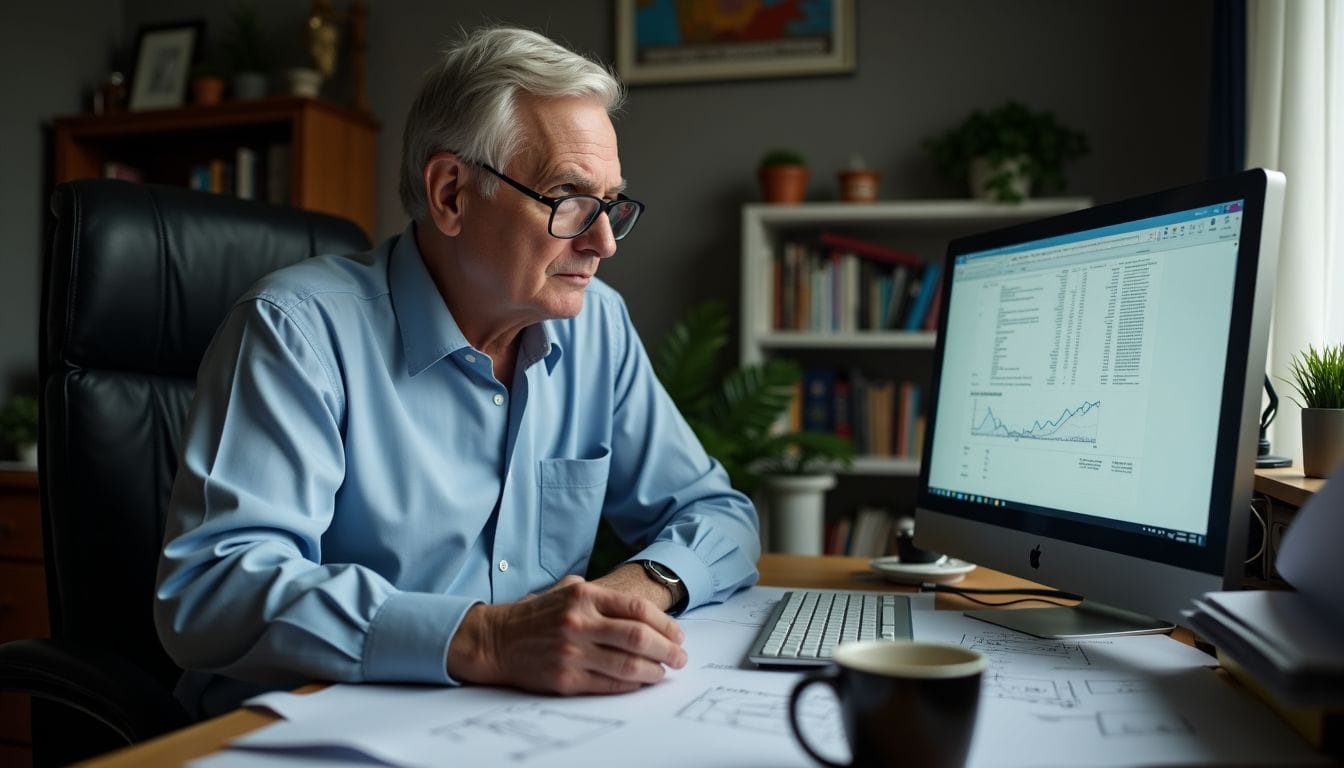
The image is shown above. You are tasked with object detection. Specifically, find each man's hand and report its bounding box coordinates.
[448,577,687,695]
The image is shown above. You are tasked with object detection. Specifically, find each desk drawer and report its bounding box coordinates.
[0,490,42,561]
[0,691,31,746]
[0,562,48,642]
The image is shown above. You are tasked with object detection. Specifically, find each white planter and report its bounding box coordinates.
[759,474,836,555]
[969,155,1030,201]
[1301,408,1344,478]
[287,67,323,98]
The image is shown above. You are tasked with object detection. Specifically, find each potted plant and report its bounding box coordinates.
[222,1,273,100]
[0,395,38,466]
[1284,342,1344,478]
[189,57,228,106]
[924,101,1089,202]
[757,148,809,204]
[654,301,854,554]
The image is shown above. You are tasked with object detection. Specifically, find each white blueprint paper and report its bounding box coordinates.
[211,587,1325,768]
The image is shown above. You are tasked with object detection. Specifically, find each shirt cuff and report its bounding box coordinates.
[363,591,480,685]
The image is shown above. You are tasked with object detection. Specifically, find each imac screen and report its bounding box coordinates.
[915,170,1284,636]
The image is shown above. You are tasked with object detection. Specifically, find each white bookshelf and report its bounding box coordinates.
[739,198,1093,478]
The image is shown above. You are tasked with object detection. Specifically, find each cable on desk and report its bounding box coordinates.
[1246,497,1268,568]
[920,582,1082,608]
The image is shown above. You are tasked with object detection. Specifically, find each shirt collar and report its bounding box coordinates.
[390,223,565,377]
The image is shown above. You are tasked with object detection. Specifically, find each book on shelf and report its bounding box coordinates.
[208,158,234,196]
[267,143,292,205]
[903,261,943,330]
[102,161,143,182]
[801,368,835,433]
[819,231,923,268]
[234,147,259,200]
[188,165,211,192]
[832,374,853,439]
[773,240,936,333]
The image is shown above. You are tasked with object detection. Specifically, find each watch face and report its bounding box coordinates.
[644,560,680,584]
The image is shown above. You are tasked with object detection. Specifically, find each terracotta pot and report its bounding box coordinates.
[838,168,881,202]
[759,164,809,204]
[192,77,226,106]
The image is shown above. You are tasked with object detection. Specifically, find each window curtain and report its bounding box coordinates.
[1246,0,1344,461]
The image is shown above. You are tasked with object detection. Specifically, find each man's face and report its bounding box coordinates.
[456,94,623,325]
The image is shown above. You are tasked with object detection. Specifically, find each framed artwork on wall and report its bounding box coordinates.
[128,21,203,111]
[614,0,855,85]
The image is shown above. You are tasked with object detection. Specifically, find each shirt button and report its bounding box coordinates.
[498,559,509,572]
[493,393,505,406]
[464,353,476,363]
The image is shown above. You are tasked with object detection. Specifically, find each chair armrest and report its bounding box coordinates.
[0,637,189,744]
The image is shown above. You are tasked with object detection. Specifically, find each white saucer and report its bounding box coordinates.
[869,555,976,585]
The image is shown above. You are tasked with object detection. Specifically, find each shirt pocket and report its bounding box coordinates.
[538,450,611,579]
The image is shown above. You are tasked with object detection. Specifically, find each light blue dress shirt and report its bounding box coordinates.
[155,225,760,715]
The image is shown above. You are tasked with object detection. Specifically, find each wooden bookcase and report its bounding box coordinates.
[739,199,1093,554]
[0,467,44,765]
[52,97,379,238]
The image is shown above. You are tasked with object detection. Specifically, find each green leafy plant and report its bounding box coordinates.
[924,101,1089,202]
[0,395,38,448]
[653,301,853,496]
[1285,343,1344,409]
[758,148,806,169]
[222,1,273,74]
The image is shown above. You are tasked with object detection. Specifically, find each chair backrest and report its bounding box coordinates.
[39,179,371,693]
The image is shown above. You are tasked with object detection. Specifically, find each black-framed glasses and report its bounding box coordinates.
[479,163,644,241]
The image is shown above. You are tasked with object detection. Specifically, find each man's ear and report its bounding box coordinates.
[423,152,468,237]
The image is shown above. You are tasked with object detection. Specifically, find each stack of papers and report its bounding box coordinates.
[1186,590,1344,706]
[1184,465,1344,707]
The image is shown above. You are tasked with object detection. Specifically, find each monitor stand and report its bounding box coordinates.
[964,600,1174,639]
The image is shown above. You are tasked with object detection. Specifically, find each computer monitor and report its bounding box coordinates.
[914,169,1286,638]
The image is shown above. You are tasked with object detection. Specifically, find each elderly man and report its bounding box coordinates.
[155,25,759,717]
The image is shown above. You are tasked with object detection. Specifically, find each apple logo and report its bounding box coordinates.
[1029,544,1042,569]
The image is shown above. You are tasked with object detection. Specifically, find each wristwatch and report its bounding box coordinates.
[640,559,688,614]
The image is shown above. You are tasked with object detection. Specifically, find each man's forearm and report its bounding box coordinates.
[592,562,684,612]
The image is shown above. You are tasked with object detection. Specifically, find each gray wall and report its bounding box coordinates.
[0,0,1213,406]
[0,2,125,407]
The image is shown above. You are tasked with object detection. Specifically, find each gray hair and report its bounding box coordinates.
[398,26,626,221]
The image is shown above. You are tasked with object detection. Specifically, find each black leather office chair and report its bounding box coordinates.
[0,179,370,765]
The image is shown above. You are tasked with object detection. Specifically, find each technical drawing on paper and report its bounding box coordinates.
[680,593,779,628]
[1097,710,1193,737]
[1085,678,1151,695]
[1032,710,1194,738]
[960,631,1092,666]
[677,686,841,744]
[983,672,1080,708]
[428,703,622,762]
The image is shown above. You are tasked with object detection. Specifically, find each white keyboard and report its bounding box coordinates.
[747,589,913,667]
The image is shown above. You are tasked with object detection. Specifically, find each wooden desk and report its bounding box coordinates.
[1254,466,1324,509]
[78,554,1187,767]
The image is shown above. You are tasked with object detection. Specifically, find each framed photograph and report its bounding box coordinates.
[128,21,203,111]
[615,0,855,85]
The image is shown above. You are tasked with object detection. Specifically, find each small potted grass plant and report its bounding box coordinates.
[757,148,809,204]
[1284,343,1344,477]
